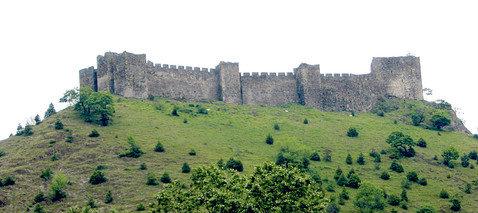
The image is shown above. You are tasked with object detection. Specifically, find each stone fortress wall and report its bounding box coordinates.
[80,51,423,112]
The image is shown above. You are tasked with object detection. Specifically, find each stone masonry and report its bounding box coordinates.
[79,51,423,112]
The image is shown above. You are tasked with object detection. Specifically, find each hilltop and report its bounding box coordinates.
[0,95,477,212]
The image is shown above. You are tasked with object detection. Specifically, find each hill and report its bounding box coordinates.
[0,96,477,212]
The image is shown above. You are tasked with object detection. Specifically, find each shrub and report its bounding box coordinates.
[154,141,165,152]
[65,133,74,143]
[346,170,361,189]
[346,127,358,137]
[50,153,59,161]
[44,103,56,118]
[160,173,172,183]
[376,110,385,117]
[406,171,419,182]
[74,88,114,126]
[400,189,408,202]
[0,149,5,158]
[225,158,244,172]
[104,190,113,204]
[1,176,15,186]
[188,149,196,156]
[86,197,98,208]
[197,106,208,115]
[439,189,449,199]
[464,183,472,194]
[40,168,53,181]
[336,174,348,186]
[380,171,390,180]
[181,163,191,173]
[324,150,332,162]
[171,107,179,116]
[137,203,146,211]
[326,202,340,213]
[326,183,335,192]
[334,167,343,181]
[373,155,381,163]
[88,129,100,137]
[265,134,274,145]
[357,153,365,165]
[34,114,42,125]
[217,159,225,169]
[411,111,424,126]
[390,160,404,173]
[400,201,408,210]
[273,123,280,131]
[469,150,478,160]
[442,147,459,167]
[119,136,144,158]
[54,119,64,130]
[339,188,349,200]
[354,183,385,211]
[310,151,321,161]
[346,154,353,165]
[401,180,411,189]
[139,163,147,170]
[450,197,461,211]
[34,192,46,203]
[146,173,159,186]
[303,118,309,124]
[33,204,46,213]
[17,124,34,136]
[387,194,400,206]
[417,138,427,148]
[461,154,470,167]
[431,114,450,130]
[417,206,436,213]
[418,178,428,186]
[89,169,107,185]
[386,132,416,158]
[49,173,68,202]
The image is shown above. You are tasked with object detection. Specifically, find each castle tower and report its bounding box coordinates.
[216,62,242,104]
[294,63,321,107]
[371,56,423,100]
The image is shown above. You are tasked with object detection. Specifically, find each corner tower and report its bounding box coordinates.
[294,63,321,107]
[216,62,242,104]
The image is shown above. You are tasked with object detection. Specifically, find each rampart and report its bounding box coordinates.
[79,52,423,111]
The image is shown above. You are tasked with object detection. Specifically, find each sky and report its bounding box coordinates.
[0,0,477,139]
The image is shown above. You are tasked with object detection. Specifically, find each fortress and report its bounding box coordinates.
[79,52,423,112]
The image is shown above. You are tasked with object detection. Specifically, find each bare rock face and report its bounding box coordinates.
[79,52,423,112]
[447,109,471,134]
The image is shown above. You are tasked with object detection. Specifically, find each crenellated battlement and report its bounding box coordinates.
[80,51,423,111]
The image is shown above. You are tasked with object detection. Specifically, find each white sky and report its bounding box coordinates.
[0,0,477,139]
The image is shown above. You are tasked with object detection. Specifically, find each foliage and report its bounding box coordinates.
[136,203,146,211]
[275,147,309,171]
[16,124,34,136]
[265,134,274,145]
[119,136,144,158]
[89,169,107,185]
[406,171,419,182]
[464,183,472,194]
[411,111,425,126]
[154,141,165,152]
[450,197,461,211]
[400,189,408,202]
[181,163,191,173]
[386,131,416,158]
[418,178,428,186]
[88,129,100,137]
[65,133,74,143]
[0,149,5,158]
[323,149,332,162]
[40,168,53,181]
[439,189,449,199]
[430,114,450,130]
[417,138,427,148]
[303,118,309,124]
[357,153,365,165]
[346,170,361,189]
[0,176,15,187]
[33,204,46,213]
[354,183,385,211]
[139,163,147,170]
[160,173,172,183]
[417,206,436,213]
[188,149,196,156]
[146,173,159,186]
[469,150,478,160]
[380,171,390,180]
[60,88,80,105]
[390,160,404,173]
[155,163,327,212]
[34,192,46,203]
[387,194,400,206]
[171,107,179,116]
[54,119,64,130]
[442,147,459,167]
[104,190,113,204]
[49,172,69,202]
[346,154,353,165]
[310,151,321,161]
[273,123,280,131]
[339,188,349,200]
[347,127,359,137]
[461,154,470,167]
[34,114,42,125]
[74,87,115,126]
[44,103,56,118]
[86,196,97,208]
[225,158,244,172]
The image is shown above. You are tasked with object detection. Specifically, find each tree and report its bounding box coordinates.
[386,132,416,158]
[354,183,385,211]
[34,114,42,125]
[49,172,69,202]
[442,147,459,167]
[225,158,244,172]
[54,119,64,130]
[310,151,321,161]
[119,136,144,158]
[74,87,115,126]
[461,154,470,167]
[346,154,353,165]
[44,103,56,118]
[265,134,274,145]
[357,153,365,165]
[417,138,427,148]
[430,114,450,130]
[390,160,404,173]
[59,88,79,105]
[181,163,191,173]
[89,169,107,185]
[411,111,424,126]
[347,127,359,137]
[154,141,165,152]
[104,190,113,204]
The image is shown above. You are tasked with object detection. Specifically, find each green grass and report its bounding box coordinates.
[0,97,477,212]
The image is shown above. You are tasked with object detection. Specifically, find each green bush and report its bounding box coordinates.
[346,169,361,189]
[303,118,309,124]
[171,107,179,116]
[442,147,459,168]
[380,171,390,180]
[119,136,144,158]
[154,141,165,152]
[146,173,159,186]
[54,119,64,130]
[89,169,107,185]
[346,154,353,165]
[34,114,42,125]
[400,189,408,202]
[386,132,416,158]
[160,173,172,183]
[225,158,244,172]
[347,127,358,137]
[74,88,115,126]
[65,133,74,143]
[464,183,472,194]
[390,160,404,173]
[401,180,412,190]
[326,183,335,192]
[88,129,100,137]
[417,138,427,148]
[265,134,274,145]
[406,171,419,182]
[324,150,332,162]
[326,202,340,213]
[0,149,5,158]
[357,153,365,165]
[334,167,343,181]
[418,178,428,186]
[354,183,385,211]
[430,114,450,130]
[0,176,15,187]
[273,123,280,131]
[33,204,46,213]
[40,168,53,181]
[461,155,470,167]
[49,173,69,202]
[310,151,320,161]
[387,194,400,206]
[197,106,208,115]
[104,190,113,204]
[136,203,146,211]
[450,197,461,211]
[339,188,349,200]
[411,111,424,126]
[44,103,56,118]
[188,149,196,156]
[275,148,309,170]
[416,206,436,213]
[439,189,449,199]
[181,163,191,173]
[139,163,147,170]
[34,192,46,203]
[469,150,478,160]
[336,174,348,186]
[86,197,98,208]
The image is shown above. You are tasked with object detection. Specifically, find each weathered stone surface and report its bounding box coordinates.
[79,51,423,112]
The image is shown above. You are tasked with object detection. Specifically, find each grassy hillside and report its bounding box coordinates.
[0,97,477,212]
